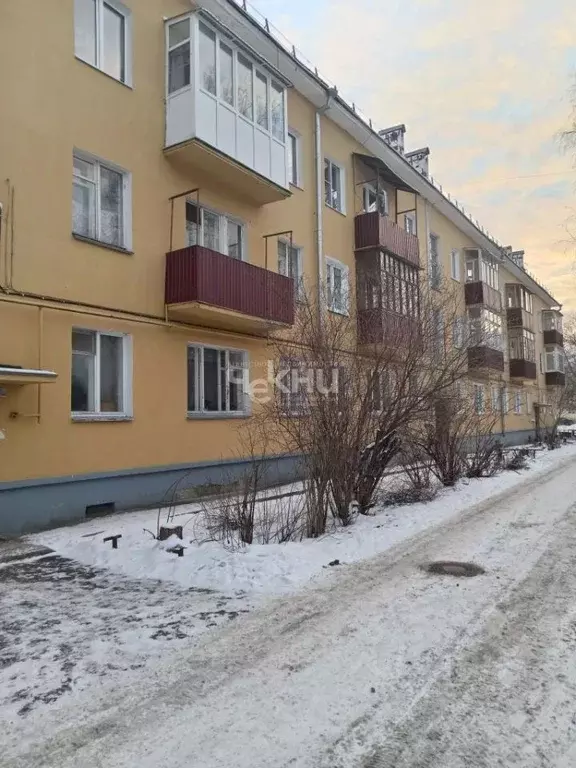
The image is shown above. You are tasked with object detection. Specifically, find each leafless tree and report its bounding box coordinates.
[258,279,471,535]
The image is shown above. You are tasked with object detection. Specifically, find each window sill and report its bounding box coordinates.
[328,308,349,317]
[72,413,133,423]
[187,411,251,421]
[325,202,346,217]
[73,233,133,255]
[75,56,133,89]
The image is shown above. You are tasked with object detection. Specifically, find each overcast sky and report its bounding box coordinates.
[251,0,576,307]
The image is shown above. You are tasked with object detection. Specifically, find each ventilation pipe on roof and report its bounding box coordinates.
[405,147,430,178]
[379,124,406,155]
[315,87,337,319]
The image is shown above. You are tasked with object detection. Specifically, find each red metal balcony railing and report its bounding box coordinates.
[165,246,295,326]
[354,211,420,268]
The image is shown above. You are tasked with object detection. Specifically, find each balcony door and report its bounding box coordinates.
[185,201,244,260]
[362,183,387,215]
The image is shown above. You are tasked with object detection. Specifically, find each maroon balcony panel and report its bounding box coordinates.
[354,212,420,267]
[358,307,420,347]
[506,307,533,330]
[543,329,564,347]
[464,281,502,312]
[165,246,295,325]
[509,359,537,380]
[545,371,566,387]
[467,346,505,372]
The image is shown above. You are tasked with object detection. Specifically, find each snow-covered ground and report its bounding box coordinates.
[5,442,576,768]
[31,442,576,597]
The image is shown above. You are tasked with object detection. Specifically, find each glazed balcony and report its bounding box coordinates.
[542,310,563,347]
[354,211,420,267]
[164,14,291,206]
[464,281,502,312]
[165,246,295,334]
[467,346,504,373]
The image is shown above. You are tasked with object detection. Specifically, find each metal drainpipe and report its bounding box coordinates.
[314,88,336,321]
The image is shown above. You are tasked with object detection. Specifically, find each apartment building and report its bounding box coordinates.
[0,0,564,535]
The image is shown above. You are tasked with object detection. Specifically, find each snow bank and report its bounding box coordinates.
[30,443,576,598]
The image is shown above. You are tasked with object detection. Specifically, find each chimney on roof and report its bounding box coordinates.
[379,124,406,154]
[405,147,430,178]
[504,246,525,269]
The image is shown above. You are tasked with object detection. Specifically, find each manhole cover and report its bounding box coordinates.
[422,561,485,577]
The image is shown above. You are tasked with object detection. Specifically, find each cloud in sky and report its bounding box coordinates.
[253,0,576,307]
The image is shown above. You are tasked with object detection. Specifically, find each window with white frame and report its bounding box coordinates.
[502,386,509,413]
[187,345,248,415]
[404,213,416,235]
[473,383,485,415]
[324,159,345,213]
[185,202,244,259]
[362,184,388,215]
[278,240,303,299]
[450,249,461,281]
[429,234,441,289]
[277,357,310,415]
[198,22,217,95]
[468,307,503,350]
[167,18,191,93]
[452,316,466,349]
[508,328,535,362]
[74,0,131,84]
[542,310,563,333]
[491,386,501,413]
[506,284,533,312]
[271,83,285,141]
[326,257,349,314]
[71,329,131,416]
[464,248,499,289]
[73,153,131,249]
[287,131,301,186]
[358,253,418,318]
[514,391,523,415]
[544,345,565,373]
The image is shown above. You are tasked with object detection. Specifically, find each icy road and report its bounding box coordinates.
[4,451,576,767]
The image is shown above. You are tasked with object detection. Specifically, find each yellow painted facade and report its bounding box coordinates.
[0,0,562,530]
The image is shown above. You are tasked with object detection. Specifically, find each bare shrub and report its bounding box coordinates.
[257,492,306,544]
[464,432,503,478]
[420,396,466,487]
[420,387,502,486]
[398,440,435,491]
[259,281,470,535]
[381,483,438,507]
[504,449,529,471]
